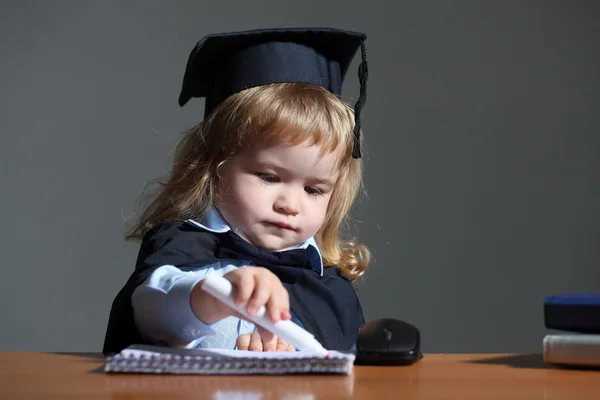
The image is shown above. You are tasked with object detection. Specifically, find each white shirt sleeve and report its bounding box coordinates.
[131,262,247,348]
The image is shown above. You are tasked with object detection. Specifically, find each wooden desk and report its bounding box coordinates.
[1,352,598,399]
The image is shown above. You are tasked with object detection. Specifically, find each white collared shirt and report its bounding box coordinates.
[131,207,324,349]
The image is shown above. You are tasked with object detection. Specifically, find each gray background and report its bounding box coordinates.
[2,1,599,353]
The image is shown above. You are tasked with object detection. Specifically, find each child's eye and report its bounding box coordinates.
[305,186,323,196]
[257,173,279,183]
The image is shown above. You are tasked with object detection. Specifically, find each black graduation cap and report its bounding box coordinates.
[177,27,369,158]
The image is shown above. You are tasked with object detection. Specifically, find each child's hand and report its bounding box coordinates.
[236,326,296,352]
[224,266,292,322]
[191,266,291,325]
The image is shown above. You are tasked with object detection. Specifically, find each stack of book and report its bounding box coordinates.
[543,294,600,368]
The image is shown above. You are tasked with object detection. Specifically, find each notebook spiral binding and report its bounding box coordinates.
[104,352,351,375]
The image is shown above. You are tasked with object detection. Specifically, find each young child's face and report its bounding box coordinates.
[216,139,342,251]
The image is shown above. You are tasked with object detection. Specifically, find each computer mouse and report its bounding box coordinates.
[354,318,423,365]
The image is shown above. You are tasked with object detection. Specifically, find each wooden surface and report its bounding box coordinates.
[1,352,599,399]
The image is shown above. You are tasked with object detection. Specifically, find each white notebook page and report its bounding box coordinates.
[120,344,355,361]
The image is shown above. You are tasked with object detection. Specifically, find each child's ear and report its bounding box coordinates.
[215,159,230,181]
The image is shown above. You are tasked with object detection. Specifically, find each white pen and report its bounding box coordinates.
[200,271,329,357]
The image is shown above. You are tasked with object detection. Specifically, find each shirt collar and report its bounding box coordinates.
[186,207,324,276]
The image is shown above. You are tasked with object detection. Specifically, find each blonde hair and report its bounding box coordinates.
[127,82,370,282]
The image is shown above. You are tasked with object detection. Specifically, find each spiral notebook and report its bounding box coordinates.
[104,344,355,375]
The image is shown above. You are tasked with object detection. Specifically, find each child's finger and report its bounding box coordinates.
[265,301,279,322]
[246,275,271,316]
[278,286,290,320]
[265,285,289,321]
[230,270,255,306]
[248,331,263,351]
[276,337,289,351]
[258,328,278,352]
[285,343,295,352]
[236,333,251,350]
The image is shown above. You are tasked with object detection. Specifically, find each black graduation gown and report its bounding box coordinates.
[102,220,365,355]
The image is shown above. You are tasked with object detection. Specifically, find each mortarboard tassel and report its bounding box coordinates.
[352,39,368,159]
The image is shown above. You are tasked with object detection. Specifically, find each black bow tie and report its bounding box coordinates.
[216,231,311,283]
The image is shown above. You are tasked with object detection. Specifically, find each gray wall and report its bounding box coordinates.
[2,1,599,353]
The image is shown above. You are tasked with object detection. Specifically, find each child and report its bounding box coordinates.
[103,27,371,355]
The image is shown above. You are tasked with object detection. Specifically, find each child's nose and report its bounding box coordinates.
[274,192,300,215]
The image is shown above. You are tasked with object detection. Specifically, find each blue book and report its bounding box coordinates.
[544,294,600,334]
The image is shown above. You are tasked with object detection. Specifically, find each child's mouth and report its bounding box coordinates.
[266,221,296,231]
